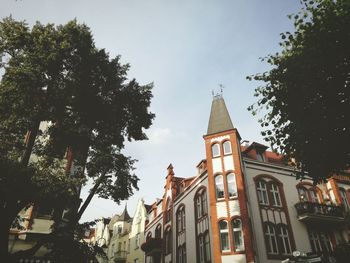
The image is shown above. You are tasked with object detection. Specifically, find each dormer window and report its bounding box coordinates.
[256,151,265,162]
[212,143,220,158]
[223,141,232,155]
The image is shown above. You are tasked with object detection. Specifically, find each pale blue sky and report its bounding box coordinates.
[1,0,301,221]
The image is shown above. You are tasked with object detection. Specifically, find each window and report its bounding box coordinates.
[177,245,186,263]
[265,224,278,254]
[270,183,282,207]
[128,239,130,252]
[212,143,220,158]
[232,218,244,251]
[215,175,225,200]
[219,220,230,252]
[195,188,210,263]
[204,232,211,261]
[339,188,349,210]
[165,199,171,222]
[256,151,265,162]
[227,173,237,198]
[257,180,269,205]
[278,225,291,255]
[298,187,309,201]
[196,196,202,218]
[199,235,205,263]
[164,228,172,254]
[146,232,152,241]
[309,189,321,203]
[134,259,139,263]
[155,224,162,238]
[36,204,54,218]
[176,206,185,232]
[309,231,333,254]
[135,233,140,248]
[223,141,232,155]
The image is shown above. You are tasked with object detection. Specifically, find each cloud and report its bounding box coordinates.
[147,127,172,144]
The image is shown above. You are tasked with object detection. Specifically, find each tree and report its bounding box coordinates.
[0,17,154,261]
[248,0,350,182]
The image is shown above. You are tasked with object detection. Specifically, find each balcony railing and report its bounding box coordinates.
[113,250,127,263]
[295,201,345,224]
[141,238,163,255]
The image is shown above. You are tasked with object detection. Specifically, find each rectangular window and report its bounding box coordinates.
[135,233,140,248]
[257,181,269,205]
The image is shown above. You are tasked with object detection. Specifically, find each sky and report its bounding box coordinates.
[1,0,302,222]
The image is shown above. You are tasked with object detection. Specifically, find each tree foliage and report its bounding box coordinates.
[248,0,350,182]
[0,17,154,260]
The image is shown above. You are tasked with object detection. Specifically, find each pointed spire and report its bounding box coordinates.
[119,203,131,221]
[207,94,234,135]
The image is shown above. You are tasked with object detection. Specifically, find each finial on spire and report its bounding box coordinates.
[212,84,225,100]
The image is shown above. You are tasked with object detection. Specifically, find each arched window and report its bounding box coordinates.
[227,173,237,198]
[215,175,225,200]
[219,220,230,251]
[277,224,292,255]
[176,206,185,233]
[164,228,172,254]
[212,143,220,158]
[146,231,152,241]
[223,141,232,155]
[309,189,321,203]
[297,187,309,201]
[155,224,162,238]
[257,180,269,205]
[202,191,208,215]
[196,196,202,218]
[232,218,244,251]
[270,183,282,207]
[264,224,278,254]
[195,188,208,219]
[339,188,349,210]
[165,199,171,222]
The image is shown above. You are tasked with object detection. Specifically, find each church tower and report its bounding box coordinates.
[203,94,255,263]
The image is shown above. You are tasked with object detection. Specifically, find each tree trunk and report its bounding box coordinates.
[0,217,10,261]
[21,120,40,167]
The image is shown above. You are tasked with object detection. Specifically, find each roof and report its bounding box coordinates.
[207,95,234,135]
[119,205,131,221]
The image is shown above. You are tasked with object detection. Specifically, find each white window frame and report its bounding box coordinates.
[265,224,278,254]
[223,141,232,155]
[227,173,237,198]
[270,183,282,207]
[257,180,269,205]
[219,220,230,252]
[215,175,225,200]
[211,143,220,158]
[278,225,292,255]
[232,218,244,252]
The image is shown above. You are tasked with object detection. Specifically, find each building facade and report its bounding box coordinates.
[141,94,350,263]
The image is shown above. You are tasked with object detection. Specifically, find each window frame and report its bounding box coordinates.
[226,173,238,198]
[223,140,232,155]
[211,143,220,158]
[215,175,225,200]
[218,220,230,252]
[231,218,245,252]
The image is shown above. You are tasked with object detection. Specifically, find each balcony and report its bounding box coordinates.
[113,250,127,263]
[295,201,345,224]
[141,238,163,255]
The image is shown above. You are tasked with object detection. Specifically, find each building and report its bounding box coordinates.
[93,200,148,263]
[127,199,149,263]
[8,122,79,262]
[141,94,350,263]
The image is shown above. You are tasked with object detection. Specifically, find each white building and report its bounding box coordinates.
[141,94,350,263]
